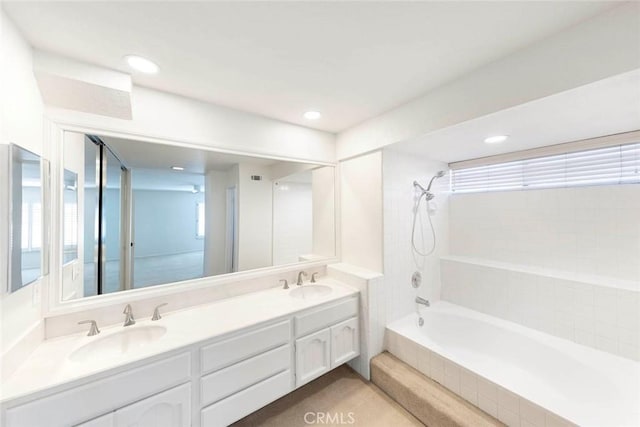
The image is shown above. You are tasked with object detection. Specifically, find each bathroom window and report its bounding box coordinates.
[196,202,205,238]
[63,203,78,247]
[452,142,640,193]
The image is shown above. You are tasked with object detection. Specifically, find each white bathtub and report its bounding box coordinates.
[386,302,640,427]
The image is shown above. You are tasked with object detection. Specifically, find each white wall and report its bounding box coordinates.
[383,148,449,323]
[312,166,336,258]
[336,3,640,160]
[204,170,229,276]
[237,164,273,271]
[44,81,336,164]
[133,190,204,258]
[340,151,384,273]
[272,181,312,265]
[60,132,85,300]
[442,184,640,360]
[0,9,45,369]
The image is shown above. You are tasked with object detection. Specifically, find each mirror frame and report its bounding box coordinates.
[47,121,338,314]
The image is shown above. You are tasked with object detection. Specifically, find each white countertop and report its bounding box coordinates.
[1,279,358,404]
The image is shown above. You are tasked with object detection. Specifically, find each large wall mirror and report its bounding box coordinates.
[60,132,336,301]
[5,144,47,293]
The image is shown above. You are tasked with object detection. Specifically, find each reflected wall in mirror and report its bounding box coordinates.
[60,132,336,301]
[8,144,43,292]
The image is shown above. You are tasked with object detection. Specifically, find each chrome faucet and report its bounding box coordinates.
[415,296,430,307]
[151,303,168,321]
[297,271,308,286]
[123,304,136,326]
[78,320,100,336]
[311,272,319,283]
[280,279,289,290]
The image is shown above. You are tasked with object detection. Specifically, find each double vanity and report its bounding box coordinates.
[0,278,360,427]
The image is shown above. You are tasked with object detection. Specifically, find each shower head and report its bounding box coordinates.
[426,170,447,191]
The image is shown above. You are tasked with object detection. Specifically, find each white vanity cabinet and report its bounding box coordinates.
[2,294,359,427]
[78,384,191,427]
[114,384,190,427]
[76,413,115,427]
[295,328,332,386]
[331,317,360,367]
[294,298,359,387]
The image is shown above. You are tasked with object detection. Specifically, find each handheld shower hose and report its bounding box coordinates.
[411,171,446,257]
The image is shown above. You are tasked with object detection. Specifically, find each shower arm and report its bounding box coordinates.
[413,181,429,194]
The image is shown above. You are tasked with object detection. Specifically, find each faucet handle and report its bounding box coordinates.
[311,272,319,283]
[123,303,132,314]
[151,303,168,321]
[78,320,100,336]
[279,279,289,290]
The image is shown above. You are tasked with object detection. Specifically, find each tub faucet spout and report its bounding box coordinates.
[415,296,430,307]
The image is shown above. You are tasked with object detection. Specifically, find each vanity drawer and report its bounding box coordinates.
[5,352,191,427]
[200,320,290,374]
[201,370,292,427]
[295,297,358,338]
[201,344,290,406]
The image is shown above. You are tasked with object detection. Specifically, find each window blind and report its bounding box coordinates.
[452,142,640,193]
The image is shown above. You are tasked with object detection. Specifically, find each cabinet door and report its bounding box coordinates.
[331,317,359,368]
[295,328,330,387]
[76,413,115,427]
[115,384,190,427]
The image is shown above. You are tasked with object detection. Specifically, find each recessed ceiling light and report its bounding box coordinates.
[304,111,321,120]
[484,135,509,144]
[125,55,159,74]
[171,166,184,171]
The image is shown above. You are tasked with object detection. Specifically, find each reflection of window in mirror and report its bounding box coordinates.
[63,169,79,264]
[196,202,205,238]
[9,144,43,292]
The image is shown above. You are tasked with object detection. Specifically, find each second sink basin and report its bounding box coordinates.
[69,325,167,363]
[289,285,332,300]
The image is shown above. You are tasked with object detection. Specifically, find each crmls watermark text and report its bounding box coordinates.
[304,411,356,424]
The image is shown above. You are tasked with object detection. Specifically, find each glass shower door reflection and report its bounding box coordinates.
[101,148,123,294]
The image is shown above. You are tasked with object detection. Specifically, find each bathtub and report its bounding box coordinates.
[386,302,640,427]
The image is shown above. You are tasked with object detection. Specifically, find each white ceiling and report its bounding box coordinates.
[3,1,617,132]
[394,70,640,164]
[101,136,276,174]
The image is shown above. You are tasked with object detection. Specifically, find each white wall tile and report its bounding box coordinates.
[429,352,446,384]
[478,394,498,418]
[449,185,640,283]
[382,148,450,324]
[443,360,461,394]
[498,407,520,427]
[417,346,431,377]
[520,399,546,427]
[440,257,640,361]
[498,387,520,415]
[477,375,498,402]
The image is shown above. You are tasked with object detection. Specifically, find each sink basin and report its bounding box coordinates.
[289,285,332,300]
[70,325,167,363]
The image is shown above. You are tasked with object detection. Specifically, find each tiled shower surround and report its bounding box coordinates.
[443,184,640,361]
[448,185,640,282]
[440,257,640,361]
